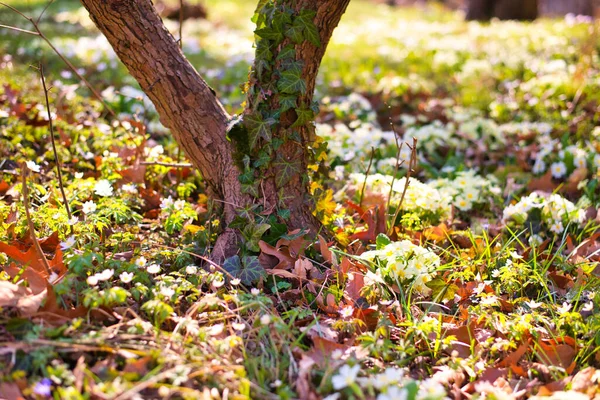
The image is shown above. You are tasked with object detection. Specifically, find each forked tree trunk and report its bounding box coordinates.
[80,0,350,261]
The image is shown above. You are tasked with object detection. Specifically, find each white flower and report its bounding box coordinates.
[94,179,114,197]
[230,278,241,285]
[60,236,76,250]
[378,386,408,400]
[532,159,546,174]
[212,279,225,288]
[260,314,271,325]
[455,196,473,211]
[557,302,572,314]
[549,220,564,234]
[87,275,99,286]
[26,161,41,173]
[68,216,79,225]
[529,234,544,246]
[332,364,361,390]
[525,300,543,309]
[550,162,567,179]
[185,265,197,275]
[232,322,246,331]
[509,251,523,259]
[74,172,84,179]
[135,257,147,268]
[121,184,137,194]
[97,269,114,281]
[373,368,404,390]
[160,286,175,297]
[581,301,593,312]
[339,306,354,319]
[119,272,134,283]
[270,380,282,388]
[147,264,160,274]
[174,200,186,211]
[251,288,260,295]
[160,196,174,209]
[82,201,97,214]
[416,378,446,399]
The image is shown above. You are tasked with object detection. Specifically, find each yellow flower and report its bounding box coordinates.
[316,189,337,216]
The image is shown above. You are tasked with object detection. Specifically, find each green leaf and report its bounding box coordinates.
[279,95,297,113]
[241,183,259,197]
[276,45,296,61]
[245,113,276,150]
[277,63,306,94]
[376,233,391,250]
[238,169,255,185]
[285,19,305,44]
[253,149,271,168]
[274,152,302,188]
[291,106,314,128]
[425,277,458,302]
[296,10,321,47]
[243,223,271,252]
[252,0,271,25]
[255,41,273,79]
[277,208,291,220]
[224,255,266,285]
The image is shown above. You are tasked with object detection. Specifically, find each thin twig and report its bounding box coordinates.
[21,166,52,276]
[0,24,39,35]
[386,114,405,215]
[39,63,73,234]
[140,161,193,168]
[387,138,417,236]
[358,146,375,208]
[179,0,184,50]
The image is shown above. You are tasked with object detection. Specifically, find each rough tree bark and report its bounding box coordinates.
[80,0,350,261]
[466,0,538,20]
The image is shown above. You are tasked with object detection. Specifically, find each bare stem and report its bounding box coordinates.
[358,147,375,208]
[39,63,73,234]
[387,138,418,236]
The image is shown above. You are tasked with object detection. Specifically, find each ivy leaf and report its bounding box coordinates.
[276,45,296,61]
[253,149,271,168]
[255,41,273,79]
[274,151,302,188]
[296,10,321,47]
[285,19,305,44]
[291,106,314,128]
[277,63,306,94]
[279,95,297,113]
[241,183,259,197]
[376,233,391,250]
[223,255,266,285]
[252,0,271,25]
[245,113,276,150]
[243,223,272,252]
[256,11,290,42]
[238,169,255,185]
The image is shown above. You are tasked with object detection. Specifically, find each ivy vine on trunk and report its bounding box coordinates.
[80,0,351,261]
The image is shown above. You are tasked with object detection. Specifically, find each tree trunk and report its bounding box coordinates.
[540,0,593,16]
[466,0,538,20]
[80,0,349,261]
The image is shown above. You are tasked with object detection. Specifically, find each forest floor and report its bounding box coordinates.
[1,0,600,399]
